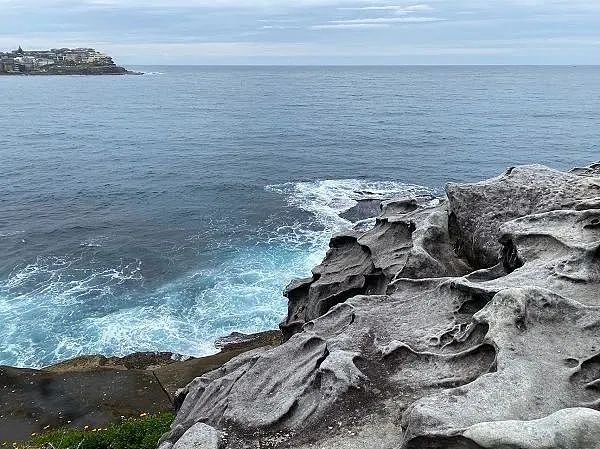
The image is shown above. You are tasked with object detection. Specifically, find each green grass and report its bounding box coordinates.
[8,412,174,449]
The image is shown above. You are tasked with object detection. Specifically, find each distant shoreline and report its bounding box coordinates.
[0,66,140,76]
[0,46,138,76]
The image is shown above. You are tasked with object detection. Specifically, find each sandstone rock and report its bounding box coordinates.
[401,287,600,447]
[172,423,221,449]
[161,163,600,449]
[446,164,600,268]
[281,199,471,340]
[462,408,600,449]
[571,161,600,178]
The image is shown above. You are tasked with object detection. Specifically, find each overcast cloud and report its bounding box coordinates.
[1,0,599,64]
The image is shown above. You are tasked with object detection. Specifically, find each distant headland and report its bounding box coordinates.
[0,46,136,75]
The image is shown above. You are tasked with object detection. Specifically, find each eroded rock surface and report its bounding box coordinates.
[160,163,600,449]
[281,197,472,340]
[446,164,600,268]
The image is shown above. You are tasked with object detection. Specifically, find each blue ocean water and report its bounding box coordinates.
[0,66,598,368]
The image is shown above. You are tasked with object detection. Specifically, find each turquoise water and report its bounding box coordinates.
[0,66,598,368]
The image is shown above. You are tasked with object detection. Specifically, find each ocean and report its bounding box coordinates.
[0,65,598,368]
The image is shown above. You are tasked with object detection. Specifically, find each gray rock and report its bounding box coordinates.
[462,408,600,449]
[401,287,600,447]
[571,161,600,178]
[339,198,382,222]
[172,423,221,449]
[281,200,471,340]
[446,164,600,268]
[160,163,600,449]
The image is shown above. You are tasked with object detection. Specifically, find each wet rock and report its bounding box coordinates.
[0,365,171,441]
[47,352,179,372]
[0,331,280,441]
[214,330,282,351]
[571,161,600,178]
[339,198,382,222]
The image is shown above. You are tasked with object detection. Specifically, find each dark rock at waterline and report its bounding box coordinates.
[338,199,382,222]
[159,163,600,449]
[47,352,179,372]
[570,161,600,177]
[338,195,438,224]
[214,331,281,351]
[0,330,281,441]
[1,65,138,76]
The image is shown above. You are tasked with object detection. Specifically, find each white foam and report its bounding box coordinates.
[267,178,435,249]
[0,253,148,366]
[268,179,434,223]
[0,230,25,238]
[79,236,108,248]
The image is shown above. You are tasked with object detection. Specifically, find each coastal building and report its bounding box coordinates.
[0,52,18,72]
[14,56,35,72]
[0,60,17,73]
[34,58,55,68]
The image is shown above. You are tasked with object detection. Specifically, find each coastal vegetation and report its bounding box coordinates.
[2,413,174,449]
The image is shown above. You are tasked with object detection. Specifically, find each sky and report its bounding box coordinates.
[1,0,600,65]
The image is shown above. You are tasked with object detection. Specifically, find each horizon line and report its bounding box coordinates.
[125,63,600,67]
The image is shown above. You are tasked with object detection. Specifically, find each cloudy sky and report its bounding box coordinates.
[1,0,600,64]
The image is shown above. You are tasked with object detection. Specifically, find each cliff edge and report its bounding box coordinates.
[158,162,600,449]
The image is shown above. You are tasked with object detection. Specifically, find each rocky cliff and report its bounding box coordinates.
[158,163,600,449]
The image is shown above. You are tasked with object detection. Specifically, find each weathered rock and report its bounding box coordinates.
[571,161,600,178]
[161,162,600,449]
[172,423,221,449]
[462,408,600,449]
[162,279,496,448]
[446,164,600,268]
[156,330,281,402]
[281,199,471,340]
[401,288,600,448]
[339,198,382,222]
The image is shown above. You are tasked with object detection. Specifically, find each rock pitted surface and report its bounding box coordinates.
[159,163,600,449]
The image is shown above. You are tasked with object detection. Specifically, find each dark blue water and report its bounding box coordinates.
[0,66,598,368]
